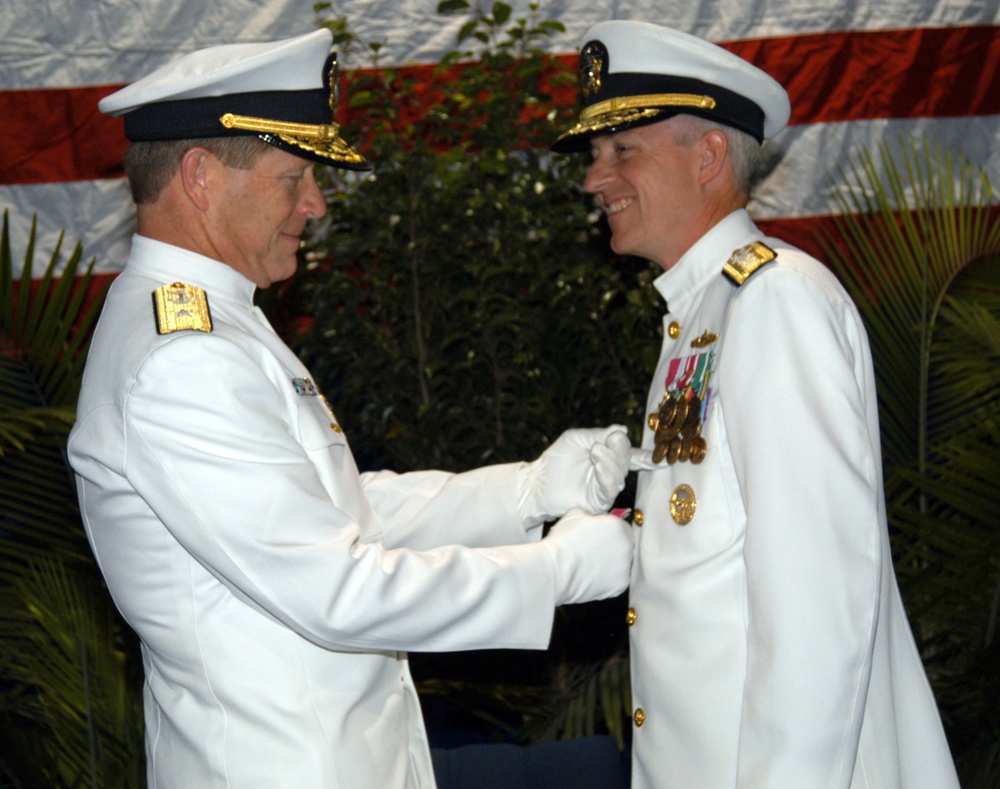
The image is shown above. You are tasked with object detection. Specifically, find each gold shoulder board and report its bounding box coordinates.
[722,241,777,286]
[152,282,212,335]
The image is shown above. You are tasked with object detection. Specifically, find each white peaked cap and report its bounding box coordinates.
[553,21,791,152]
[99,30,334,115]
[99,29,369,170]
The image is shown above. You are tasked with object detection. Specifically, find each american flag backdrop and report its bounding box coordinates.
[1,0,998,279]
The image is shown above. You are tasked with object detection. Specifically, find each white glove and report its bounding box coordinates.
[517,426,632,527]
[628,447,657,471]
[541,508,633,605]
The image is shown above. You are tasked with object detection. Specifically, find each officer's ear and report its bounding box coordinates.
[179,147,213,211]
[696,129,729,186]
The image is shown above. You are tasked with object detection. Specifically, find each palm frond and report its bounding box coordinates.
[416,653,632,749]
[928,296,1000,435]
[1,210,143,787]
[1,210,111,413]
[0,404,76,456]
[823,136,999,469]
[516,655,631,748]
[0,211,105,561]
[1,557,143,788]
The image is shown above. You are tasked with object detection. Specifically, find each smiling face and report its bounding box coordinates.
[584,118,708,271]
[209,146,328,287]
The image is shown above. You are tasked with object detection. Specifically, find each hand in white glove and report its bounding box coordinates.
[541,508,633,605]
[628,447,657,471]
[593,429,633,504]
[517,426,632,527]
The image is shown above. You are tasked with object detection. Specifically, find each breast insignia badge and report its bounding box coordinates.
[690,330,719,349]
[722,241,776,286]
[670,484,697,525]
[153,282,212,334]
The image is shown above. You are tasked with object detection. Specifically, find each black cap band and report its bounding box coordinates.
[123,89,327,142]
[552,72,766,153]
[593,73,765,141]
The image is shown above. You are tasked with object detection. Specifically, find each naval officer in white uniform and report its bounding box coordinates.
[68,29,634,789]
[551,20,959,789]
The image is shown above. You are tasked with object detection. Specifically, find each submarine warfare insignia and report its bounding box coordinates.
[647,387,707,465]
[722,241,776,286]
[690,330,719,349]
[153,282,212,335]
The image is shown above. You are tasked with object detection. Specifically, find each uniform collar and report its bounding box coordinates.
[126,234,259,308]
[652,208,759,307]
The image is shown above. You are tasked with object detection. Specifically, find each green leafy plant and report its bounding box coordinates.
[293,1,661,746]
[299,1,660,472]
[0,211,142,788]
[823,138,1000,787]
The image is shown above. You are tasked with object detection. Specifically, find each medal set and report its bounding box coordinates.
[648,388,707,465]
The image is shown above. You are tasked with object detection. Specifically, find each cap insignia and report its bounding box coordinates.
[327,52,341,116]
[153,282,212,335]
[580,41,606,98]
[722,241,776,286]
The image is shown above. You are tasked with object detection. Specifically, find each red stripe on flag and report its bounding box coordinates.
[2,25,997,187]
[0,85,126,185]
[728,26,1000,125]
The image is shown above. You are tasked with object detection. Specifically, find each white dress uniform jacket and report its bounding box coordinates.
[628,210,959,788]
[68,236,562,789]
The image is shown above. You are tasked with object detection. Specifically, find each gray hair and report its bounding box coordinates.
[666,114,767,196]
[124,135,271,205]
